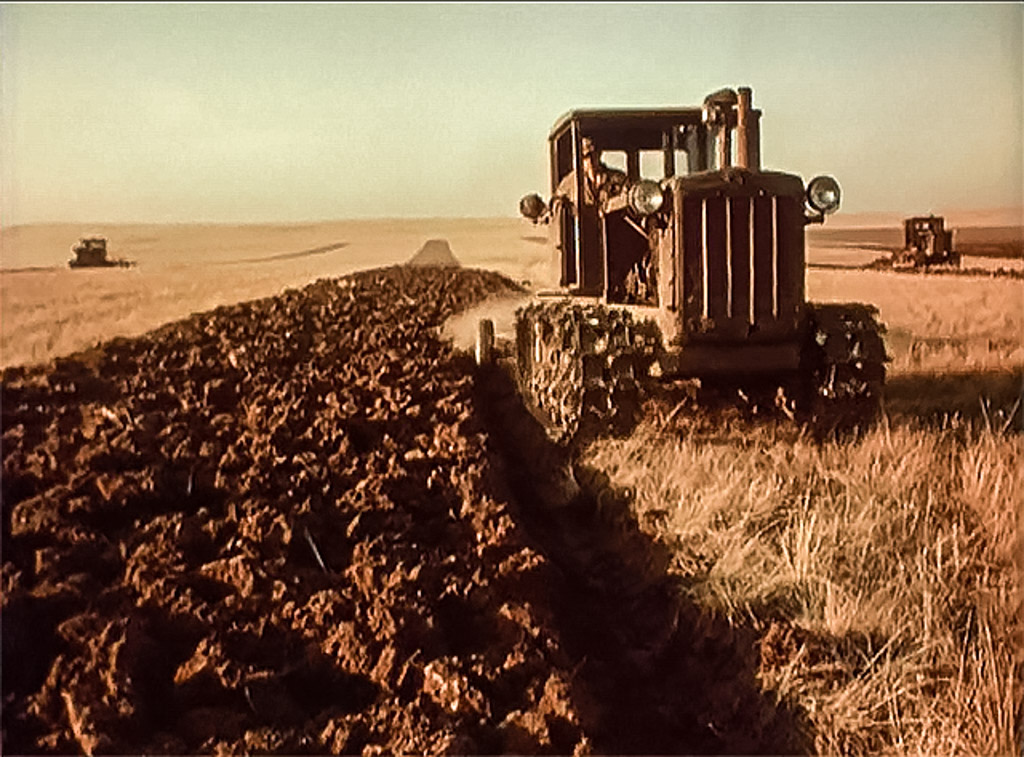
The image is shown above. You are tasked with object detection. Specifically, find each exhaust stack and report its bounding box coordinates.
[736,87,761,171]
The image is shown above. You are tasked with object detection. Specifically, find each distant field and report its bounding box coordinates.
[808,268,1023,373]
[808,224,1024,259]
[0,219,556,368]
[3,218,1021,372]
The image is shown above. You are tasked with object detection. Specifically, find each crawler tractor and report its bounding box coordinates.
[69,237,135,269]
[481,86,887,443]
[892,215,960,269]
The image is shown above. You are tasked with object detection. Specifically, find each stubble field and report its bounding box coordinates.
[2,214,1021,754]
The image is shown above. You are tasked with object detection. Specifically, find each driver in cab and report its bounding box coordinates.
[558,137,626,211]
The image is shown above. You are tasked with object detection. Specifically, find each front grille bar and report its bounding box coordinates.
[683,192,803,330]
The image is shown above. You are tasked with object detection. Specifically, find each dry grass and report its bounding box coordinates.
[584,413,1022,755]
[582,237,1022,753]
[807,269,1024,374]
[578,220,1023,753]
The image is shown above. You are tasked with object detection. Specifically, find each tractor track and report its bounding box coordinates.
[474,359,808,754]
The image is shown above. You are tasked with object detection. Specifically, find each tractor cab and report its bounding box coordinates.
[541,100,725,301]
[69,237,110,267]
[521,88,841,322]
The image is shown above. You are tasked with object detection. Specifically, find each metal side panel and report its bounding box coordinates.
[775,195,805,321]
[681,196,704,326]
[752,195,776,322]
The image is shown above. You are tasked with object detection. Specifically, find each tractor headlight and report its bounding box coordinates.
[807,176,841,214]
[627,180,665,216]
[519,193,547,221]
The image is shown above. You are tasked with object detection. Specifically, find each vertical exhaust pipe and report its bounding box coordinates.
[736,87,760,171]
[717,124,731,170]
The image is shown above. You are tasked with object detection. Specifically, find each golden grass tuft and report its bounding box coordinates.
[584,414,1022,754]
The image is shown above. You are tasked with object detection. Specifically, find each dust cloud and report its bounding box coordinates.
[441,293,530,353]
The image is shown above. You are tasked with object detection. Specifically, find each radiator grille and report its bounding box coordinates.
[681,192,804,333]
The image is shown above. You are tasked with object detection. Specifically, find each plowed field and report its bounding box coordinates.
[2,266,801,755]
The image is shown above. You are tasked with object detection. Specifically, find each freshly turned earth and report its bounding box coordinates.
[2,266,590,754]
[2,265,801,755]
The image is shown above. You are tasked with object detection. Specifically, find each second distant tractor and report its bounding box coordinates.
[69,237,135,269]
[892,215,960,269]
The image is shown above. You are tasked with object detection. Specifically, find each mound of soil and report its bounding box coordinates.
[2,266,586,755]
[409,240,460,268]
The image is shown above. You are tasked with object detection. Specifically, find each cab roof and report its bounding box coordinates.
[548,107,705,141]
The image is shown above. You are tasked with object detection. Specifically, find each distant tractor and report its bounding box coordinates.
[69,237,135,269]
[478,86,888,442]
[893,215,959,269]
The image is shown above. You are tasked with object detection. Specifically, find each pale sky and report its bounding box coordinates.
[1,2,1021,224]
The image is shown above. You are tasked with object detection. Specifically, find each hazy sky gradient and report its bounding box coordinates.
[2,2,1021,223]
